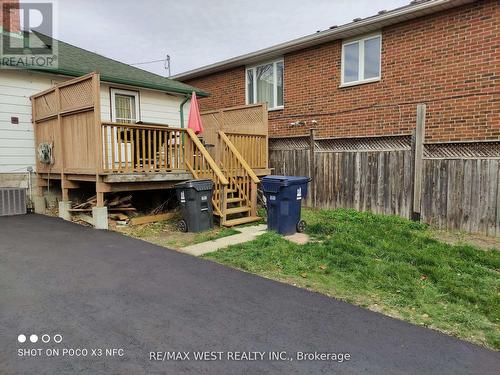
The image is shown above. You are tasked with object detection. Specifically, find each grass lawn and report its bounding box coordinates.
[118,217,239,249]
[204,208,500,350]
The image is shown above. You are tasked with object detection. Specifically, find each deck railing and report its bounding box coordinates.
[219,131,259,219]
[101,122,185,173]
[225,132,267,170]
[101,122,230,216]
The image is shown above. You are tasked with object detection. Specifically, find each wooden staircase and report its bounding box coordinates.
[183,129,260,227]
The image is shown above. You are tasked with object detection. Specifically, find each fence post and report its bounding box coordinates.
[412,103,426,220]
[309,128,316,206]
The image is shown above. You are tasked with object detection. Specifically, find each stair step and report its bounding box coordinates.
[226,197,243,203]
[223,216,261,227]
[225,206,251,215]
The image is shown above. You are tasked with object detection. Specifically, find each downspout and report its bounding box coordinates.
[179,94,190,128]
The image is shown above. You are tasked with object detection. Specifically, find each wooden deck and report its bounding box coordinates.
[31,73,270,226]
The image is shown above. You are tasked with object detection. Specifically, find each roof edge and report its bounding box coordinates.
[28,67,209,97]
[172,0,475,81]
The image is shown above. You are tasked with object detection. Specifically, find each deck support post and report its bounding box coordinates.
[36,177,47,196]
[96,176,105,206]
[96,192,104,206]
[61,177,79,202]
[61,186,69,201]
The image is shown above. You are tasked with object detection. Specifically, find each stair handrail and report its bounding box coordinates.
[185,128,229,185]
[184,128,228,217]
[218,131,260,184]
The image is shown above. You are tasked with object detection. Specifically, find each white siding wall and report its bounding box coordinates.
[0,70,64,174]
[100,83,190,126]
[0,70,191,176]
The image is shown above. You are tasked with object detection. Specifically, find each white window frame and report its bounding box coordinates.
[110,88,140,122]
[245,59,284,111]
[340,33,382,87]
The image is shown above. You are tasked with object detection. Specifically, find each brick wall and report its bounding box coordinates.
[0,0,21,33]
[187,66,246,111]
[184,0,499,142]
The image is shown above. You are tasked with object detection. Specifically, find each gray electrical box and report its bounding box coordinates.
[0,188,27,216]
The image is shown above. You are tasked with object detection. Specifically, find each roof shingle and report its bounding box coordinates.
[1,31,208,96]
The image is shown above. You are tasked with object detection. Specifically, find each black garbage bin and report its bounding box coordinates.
[175,179,214,232]
[261,175,311,235]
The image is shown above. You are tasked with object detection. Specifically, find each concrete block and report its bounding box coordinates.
[58,201,72,221]
[33,196,46,214]
[92,206,108,230]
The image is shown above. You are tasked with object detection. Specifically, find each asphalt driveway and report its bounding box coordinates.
[0,214,498,374]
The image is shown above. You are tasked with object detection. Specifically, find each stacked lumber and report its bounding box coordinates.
[70,195,136,224]
[70,195,176,227]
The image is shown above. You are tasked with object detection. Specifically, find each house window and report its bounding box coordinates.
[110,88,140,123]
[341,34,381,86]
[246,60,284,110]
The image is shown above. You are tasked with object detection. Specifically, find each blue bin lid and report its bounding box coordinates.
[262,175,310,187]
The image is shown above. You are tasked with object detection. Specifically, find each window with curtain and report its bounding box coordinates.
[246,59,284,110]
[111,88,140,123]
[341,34,381,86]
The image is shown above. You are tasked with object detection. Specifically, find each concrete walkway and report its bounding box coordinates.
[181,224,267,256]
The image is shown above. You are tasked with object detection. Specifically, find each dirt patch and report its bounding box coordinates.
[431,229,499,251]
[115,217,239,250]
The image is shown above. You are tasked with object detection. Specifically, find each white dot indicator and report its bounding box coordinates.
[53,334,62,343]
[17,334,26,343]
[41,334,50,343]
[29,334,38,343]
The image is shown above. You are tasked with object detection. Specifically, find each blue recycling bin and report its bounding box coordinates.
[261,175,311,235]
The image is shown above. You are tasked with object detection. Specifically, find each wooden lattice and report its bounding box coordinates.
[222,106,264,133]
[424,141,500,158]
[59,78,93,111]
[315,135,411,152]
[201,104,267,136]
[34,90,57,120]
[269,135,412,152]
[269,136,310,150]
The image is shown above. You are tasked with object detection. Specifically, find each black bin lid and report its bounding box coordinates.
[175,179,213,191]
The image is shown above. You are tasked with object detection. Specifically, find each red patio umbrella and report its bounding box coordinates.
[187,91,203,135]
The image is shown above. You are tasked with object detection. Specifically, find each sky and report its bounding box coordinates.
[41,0,408,76]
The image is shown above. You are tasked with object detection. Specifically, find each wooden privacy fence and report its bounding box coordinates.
[32,73,101,176]
[269,105,499,237]
[269,134,414,218]
[200,103,268,170]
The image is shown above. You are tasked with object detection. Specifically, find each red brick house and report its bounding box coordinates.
[173,0,498,142]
